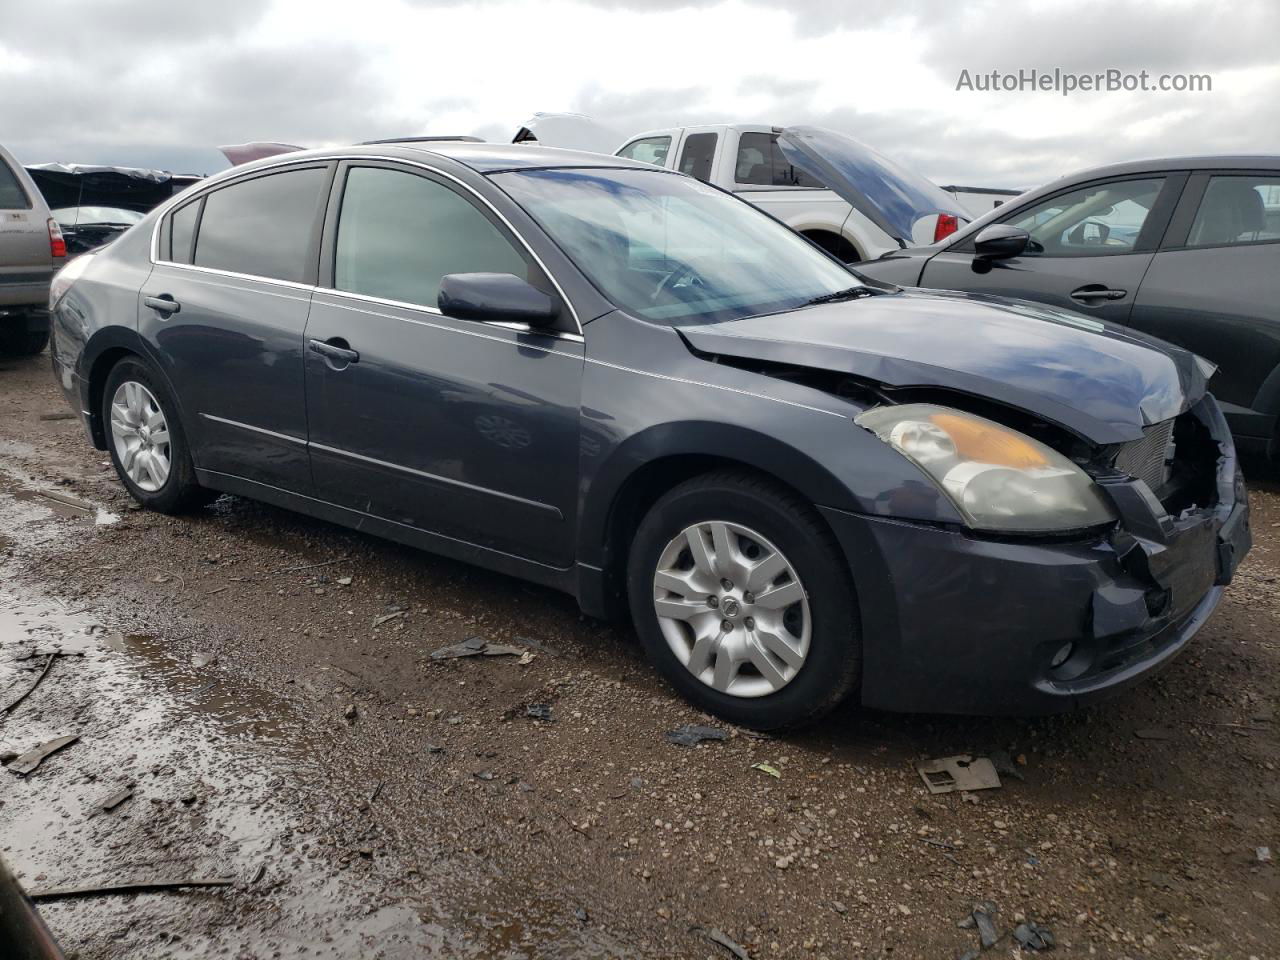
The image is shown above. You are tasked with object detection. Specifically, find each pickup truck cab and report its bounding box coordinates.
[615,124,971,263]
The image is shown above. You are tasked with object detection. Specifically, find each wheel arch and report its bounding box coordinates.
[799,228,863,264]
[82,328,188,451]
[575,424,852,619]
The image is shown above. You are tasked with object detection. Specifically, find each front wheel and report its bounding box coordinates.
[627,471,861,730]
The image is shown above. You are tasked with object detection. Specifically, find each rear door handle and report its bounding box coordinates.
[143,294,181,315]
[308,337,359,367]
[1069,285,1127,304]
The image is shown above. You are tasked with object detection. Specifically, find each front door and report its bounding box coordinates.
[140,163,332,492]
[302,162,583,567]
[921,175,1181,326]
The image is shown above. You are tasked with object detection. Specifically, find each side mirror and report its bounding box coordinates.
[972,224,1030,260]
[438,273,559,328]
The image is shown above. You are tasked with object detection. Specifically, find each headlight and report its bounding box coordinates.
[856,403,1115,533]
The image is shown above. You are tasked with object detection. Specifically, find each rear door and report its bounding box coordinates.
[303,161,584,567]
[1128,170,1280,437]
[0,149,54,308]
[920,174,1184,326]
[142,162,332,492]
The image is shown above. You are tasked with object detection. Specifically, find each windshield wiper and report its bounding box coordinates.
[804,285,881,306]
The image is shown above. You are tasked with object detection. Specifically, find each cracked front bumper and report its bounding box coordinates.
[821,397,1250,716]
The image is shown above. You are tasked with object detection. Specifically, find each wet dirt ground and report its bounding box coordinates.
[0,350,1276,960]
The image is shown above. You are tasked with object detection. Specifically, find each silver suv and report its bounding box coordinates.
[0,143,65,356]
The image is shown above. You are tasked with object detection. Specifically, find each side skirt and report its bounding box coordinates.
[195,469,580,596]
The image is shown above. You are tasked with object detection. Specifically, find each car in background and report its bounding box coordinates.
[51,205,145,256]
[614,124,975,262]
[0,143,65,357]
[856,156,1280,461]
[48,141,1248,728]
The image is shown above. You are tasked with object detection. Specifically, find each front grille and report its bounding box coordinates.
[1115,419,1175,492]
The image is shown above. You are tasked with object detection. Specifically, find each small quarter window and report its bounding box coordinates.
[169,200,199,264]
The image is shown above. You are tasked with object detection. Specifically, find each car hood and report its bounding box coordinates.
[677,291,1209,445]
[777,126,973,247]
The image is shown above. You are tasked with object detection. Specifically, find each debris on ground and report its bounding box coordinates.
[750,762,781,778]
[1258,846,1273,863]
[372,610,405,628]
[690,925,750,960]
[30,877,235,901]
[525,703,554,722]
[87,785,134,817]
[1013,920,1056,951]
[7,735,79,776]
[664,724,728,747]
[960,902,1001,949]
[1134,727,1176,741]
[917,756,1001,794]
[343,703,357,721]
[1,652,58,716]
[191,651,216,669]
[987,748,1027,781]
[430,636,525,659]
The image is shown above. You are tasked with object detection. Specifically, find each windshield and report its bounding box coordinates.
[492,167,862,324]
[52,206,145,227]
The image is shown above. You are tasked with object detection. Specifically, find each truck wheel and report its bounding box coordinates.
[102,357,214,513]
[0,326,49,357]
[627,470,861,730]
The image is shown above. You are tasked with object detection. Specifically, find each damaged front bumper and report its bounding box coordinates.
[821,395,1251,716]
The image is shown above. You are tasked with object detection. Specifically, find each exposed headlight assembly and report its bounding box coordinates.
[856,403,1115,533]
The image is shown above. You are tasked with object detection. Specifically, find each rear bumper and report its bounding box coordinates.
[822,396,1251,715]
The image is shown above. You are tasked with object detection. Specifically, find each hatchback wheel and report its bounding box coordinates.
[627,471,861,730]
[103,358,212,513]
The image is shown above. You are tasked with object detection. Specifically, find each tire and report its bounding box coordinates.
[102,357,213,513]
[0,324,49,357]
[627,470,861,730]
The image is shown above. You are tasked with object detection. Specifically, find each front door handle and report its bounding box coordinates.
[1069,285,1127,304]
[143,294,181,315]
[308,337,360,368]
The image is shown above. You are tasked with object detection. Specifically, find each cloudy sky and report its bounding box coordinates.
[2,0,1276,190]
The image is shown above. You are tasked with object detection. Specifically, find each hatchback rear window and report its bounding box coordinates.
[0,160,30,209]
[193,167,327,283]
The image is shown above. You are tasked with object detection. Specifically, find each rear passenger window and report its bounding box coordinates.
[169,200,199,264]
[0,160,30,209]
[678,133,717,183]
[735,133,825,188]
[333,166,528,310]
[193,167,326,282]
[1187,175,1280,247]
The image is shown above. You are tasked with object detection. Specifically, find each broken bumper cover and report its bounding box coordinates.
[820,400,1251,715]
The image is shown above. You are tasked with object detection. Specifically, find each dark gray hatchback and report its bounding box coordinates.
[49,142,1251,729]
[856,156,1280,459]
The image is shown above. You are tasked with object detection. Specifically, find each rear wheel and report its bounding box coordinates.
[627,471,861,730]
[102,357,213,513]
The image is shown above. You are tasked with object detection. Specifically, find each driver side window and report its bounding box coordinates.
[1006,178,1165,257]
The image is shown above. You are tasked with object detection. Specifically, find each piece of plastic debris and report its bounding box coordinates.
[987,749,1026,782]
[751,762,782,778]
[430,637,524,659]
[30,877,234,901]
[916,756,1001,794]
[8,735,79,776]
[87,786,134,818]
[336,577,353,586]
[1134,727,1176,741]
[1258,846,1272,863]
[690,925,750,960]
[517,650,536,665]
[973,905,1000,949]
[1,653,59,717]
[664,724,728,747]
[372,610,405,627]
[525,703,554,722]
[1013,920,1056,951]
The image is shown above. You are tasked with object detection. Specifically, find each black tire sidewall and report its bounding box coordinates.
[627,477,860,730]
[102,358,197,512]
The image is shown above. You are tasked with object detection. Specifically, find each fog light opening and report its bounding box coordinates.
[1049,642,1075,669]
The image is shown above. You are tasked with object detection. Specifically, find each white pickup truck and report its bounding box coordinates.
[613,123,977,262]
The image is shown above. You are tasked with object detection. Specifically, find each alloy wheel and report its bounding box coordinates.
[109,380,171,493]
[652,520,811,698]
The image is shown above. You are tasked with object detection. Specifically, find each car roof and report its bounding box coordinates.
[1053,154,1280,181]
